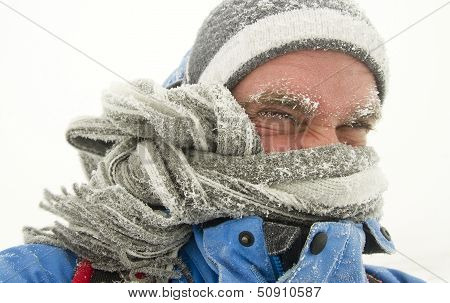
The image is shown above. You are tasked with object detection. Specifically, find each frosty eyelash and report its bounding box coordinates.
[340,121,375,131]
[257,110,296,121]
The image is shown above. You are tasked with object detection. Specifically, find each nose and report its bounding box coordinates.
[296,126,340,149]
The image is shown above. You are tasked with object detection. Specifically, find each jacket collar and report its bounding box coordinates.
[362,218,395,254]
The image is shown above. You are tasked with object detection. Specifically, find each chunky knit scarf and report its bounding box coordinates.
[23,79,387,282]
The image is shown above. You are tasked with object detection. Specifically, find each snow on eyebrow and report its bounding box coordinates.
[347,87,382,124]
[240,79,382,125]
[245,90,320,117]
[243,78,321,117]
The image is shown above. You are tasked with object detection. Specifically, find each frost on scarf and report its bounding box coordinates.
[23,79,386,282]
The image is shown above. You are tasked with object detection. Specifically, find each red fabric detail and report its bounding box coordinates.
[71,259,94,283]
[366,273,383,283]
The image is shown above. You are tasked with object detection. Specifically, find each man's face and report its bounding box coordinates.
[231,50,381,152]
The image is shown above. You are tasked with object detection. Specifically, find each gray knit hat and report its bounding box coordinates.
[185,0,389,102]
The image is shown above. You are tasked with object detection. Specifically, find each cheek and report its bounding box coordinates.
[254,121,297,136]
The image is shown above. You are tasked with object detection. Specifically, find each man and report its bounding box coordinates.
[0,0,424,283]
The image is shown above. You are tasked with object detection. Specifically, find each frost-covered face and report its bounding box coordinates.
[231,50,381,153]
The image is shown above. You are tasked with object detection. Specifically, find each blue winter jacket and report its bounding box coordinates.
[0,51,425,283]
[0,216,424,283]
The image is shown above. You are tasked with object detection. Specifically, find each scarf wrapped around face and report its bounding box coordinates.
[23,79,388,282]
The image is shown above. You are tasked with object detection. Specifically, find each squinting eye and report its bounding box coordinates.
[338,122,375,132]
[257,111,296,121]
[252,110,301,135]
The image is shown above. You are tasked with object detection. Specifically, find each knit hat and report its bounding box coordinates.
[185,0,389,102]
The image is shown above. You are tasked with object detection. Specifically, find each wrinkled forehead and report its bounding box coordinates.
[231,50,381,120]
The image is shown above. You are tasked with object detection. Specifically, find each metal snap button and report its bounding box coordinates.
[380,226,391,241]
[239,231,255,247]
[310,232,328,255]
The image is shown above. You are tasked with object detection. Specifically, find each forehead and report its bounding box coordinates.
[231,50,380,120]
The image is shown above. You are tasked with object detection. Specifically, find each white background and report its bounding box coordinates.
[0,0,449,282]
[0,283,448,302]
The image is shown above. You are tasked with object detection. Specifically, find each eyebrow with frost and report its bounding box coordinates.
[241,90,383,130]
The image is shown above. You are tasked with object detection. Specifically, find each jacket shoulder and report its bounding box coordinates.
[364,264,426,283]
[0,244,77,283]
